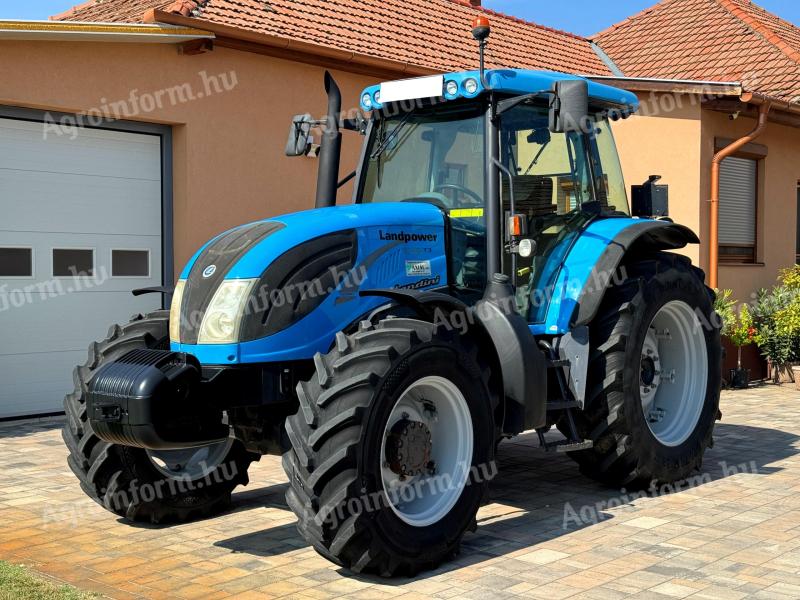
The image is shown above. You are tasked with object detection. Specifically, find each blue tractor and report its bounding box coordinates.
[64,18,720,576]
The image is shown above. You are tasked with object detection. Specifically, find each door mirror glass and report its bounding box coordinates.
[285,114,314,157]
[549,80,589,134]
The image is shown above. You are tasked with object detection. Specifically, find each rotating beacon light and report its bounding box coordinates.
[471,15,491,89]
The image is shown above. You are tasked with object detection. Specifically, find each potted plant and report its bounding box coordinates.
[728,304,755,389]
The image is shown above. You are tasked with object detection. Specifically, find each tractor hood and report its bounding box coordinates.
[172,202,448,364]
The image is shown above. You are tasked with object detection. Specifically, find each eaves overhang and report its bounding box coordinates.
[588,75,743,97]
[0,20,214,43]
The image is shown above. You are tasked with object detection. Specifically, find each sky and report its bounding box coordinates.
[0,0,798,37]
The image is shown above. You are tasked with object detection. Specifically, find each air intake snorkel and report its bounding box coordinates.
[315,71,343,209]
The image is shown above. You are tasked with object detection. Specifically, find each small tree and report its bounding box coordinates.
[728,304,755,369]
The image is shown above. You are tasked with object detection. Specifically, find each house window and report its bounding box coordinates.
[0,248,33,277]
[53,249,94,277]
[719,156,757,264]
[112,250,150,277]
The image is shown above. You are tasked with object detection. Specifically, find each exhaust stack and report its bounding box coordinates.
[316,71,342,209]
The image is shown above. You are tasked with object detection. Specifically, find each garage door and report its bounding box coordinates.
[0,116,165,418]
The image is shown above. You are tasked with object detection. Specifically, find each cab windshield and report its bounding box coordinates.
[361,105,486,210]
[360,103,628,217]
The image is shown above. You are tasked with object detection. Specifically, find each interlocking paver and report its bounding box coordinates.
[1,385,799,599]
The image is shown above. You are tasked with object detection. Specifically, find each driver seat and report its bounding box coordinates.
[502,176,556,218]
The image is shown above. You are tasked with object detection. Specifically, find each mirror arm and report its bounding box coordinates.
[343,115,368,134]
[337,170,357,189]
[496,91,553,116]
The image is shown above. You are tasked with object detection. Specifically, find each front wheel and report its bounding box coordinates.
[283,318,496,576]
[565,253,722,487]
[63,311,258,523]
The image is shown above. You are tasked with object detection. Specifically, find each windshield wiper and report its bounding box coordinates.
[370,111,415,159]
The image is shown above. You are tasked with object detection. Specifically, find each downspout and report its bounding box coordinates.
[708,100,770,289]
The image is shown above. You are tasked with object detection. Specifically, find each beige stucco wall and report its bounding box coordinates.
[2,41,797,301]
[610,92,704,265]
[0,39,378,275]
[701,110,800,303]
[613,92,799,303]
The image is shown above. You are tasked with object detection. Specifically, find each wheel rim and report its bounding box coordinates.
[380,376,473,527]
[639,300,709,447]
[147,435,233,481]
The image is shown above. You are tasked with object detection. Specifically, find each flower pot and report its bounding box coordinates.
[729,368,750,389]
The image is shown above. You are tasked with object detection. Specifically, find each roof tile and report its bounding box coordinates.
[594,0,800,103]
[53,0,612,76]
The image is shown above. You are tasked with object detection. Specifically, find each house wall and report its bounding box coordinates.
[610,92,704,266]
[701,110,800,304]
[0,40,379,276]
[3,40,797,300]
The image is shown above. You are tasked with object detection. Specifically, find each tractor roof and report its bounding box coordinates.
[360,69,639,114]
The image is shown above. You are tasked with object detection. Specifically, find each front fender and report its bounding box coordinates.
[364,281,548,433]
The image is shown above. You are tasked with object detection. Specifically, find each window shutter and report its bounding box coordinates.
[718,156,756,246]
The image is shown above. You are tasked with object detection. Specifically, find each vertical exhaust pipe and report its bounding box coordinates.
[316,71,342,209]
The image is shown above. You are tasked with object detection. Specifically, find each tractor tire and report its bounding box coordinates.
[62,310,258,523]
[564,252,721,488]
[283,318,497,576]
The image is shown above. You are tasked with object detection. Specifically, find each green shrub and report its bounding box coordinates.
[713,289,737,338]
[751,284,800,366]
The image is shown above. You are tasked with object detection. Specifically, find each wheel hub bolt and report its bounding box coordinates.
[384,418,433,479]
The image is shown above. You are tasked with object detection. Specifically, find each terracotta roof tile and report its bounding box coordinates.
[51,0,173,22]
[53,0,612,76]
[594,0,800,104]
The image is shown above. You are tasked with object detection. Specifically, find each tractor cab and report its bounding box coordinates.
[354,68,638,316]
[286,16,640,321]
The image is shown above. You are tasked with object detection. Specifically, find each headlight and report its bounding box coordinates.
[463,78,479,95]
[198,279,257,344]
[169,280,186,343]
[362,93,373,110]
[374,91,381,104]
[445,80,459,97]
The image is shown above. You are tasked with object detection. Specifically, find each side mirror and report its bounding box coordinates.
[285,113,314,157]
[549,80,589,134]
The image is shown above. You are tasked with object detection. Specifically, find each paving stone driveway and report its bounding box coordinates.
[1,385,800,600]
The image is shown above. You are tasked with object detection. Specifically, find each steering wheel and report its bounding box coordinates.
[400,193,452,211]
[433,184,483,206]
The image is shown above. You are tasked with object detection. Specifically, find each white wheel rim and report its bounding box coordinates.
[380,376,473,527]
[639,300,708,447]
[147,435,233,481]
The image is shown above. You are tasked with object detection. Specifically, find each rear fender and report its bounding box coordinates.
[573,220,699,327]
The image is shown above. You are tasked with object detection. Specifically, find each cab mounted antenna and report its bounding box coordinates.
[471,15,491,89]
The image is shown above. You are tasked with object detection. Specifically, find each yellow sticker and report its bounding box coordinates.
[450,208,484,218]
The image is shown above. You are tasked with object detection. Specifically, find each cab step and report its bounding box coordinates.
[537,430,593,453]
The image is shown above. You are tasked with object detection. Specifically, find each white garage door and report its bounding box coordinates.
[0,117,164,418]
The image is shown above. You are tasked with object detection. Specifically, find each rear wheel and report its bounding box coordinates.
[62,311,258,523]
[565,253,721,487]
[283,318,496,576]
